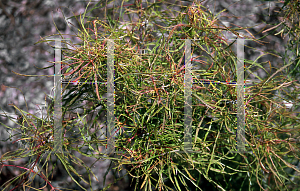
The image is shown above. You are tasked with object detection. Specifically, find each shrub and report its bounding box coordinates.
[1,0,299,190]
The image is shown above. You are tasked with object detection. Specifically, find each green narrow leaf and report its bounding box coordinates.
[103,160,113,187]
[56,153,87,191]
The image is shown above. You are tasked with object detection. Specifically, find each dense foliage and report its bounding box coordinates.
[1,0,299,190]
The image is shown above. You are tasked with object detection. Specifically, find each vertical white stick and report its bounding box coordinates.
[107,39,115,156]
[184,39,193,152]
[236,39,246,152]
[54,39,63,153]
